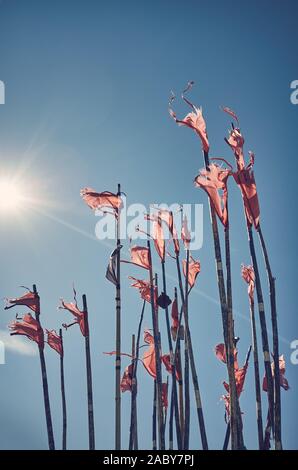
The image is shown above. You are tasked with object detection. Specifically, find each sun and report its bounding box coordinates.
[0,178,25,212]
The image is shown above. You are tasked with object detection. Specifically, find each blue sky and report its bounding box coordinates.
[0,0,297,450]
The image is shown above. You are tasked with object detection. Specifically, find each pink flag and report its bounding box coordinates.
[224,363,249,396]
[46,329,63,356]
[241,264,255,301]
[183,256,201,288]
[154,209,180,256]
[129,276,157,306]
[9,313,44,348]
[222,365,249,419]
[145,214,165,261]
[233,166,260,229]
[143,330,156,379]
[215,343,239,371]
[225,128,245,170]
[80,188,122,213]
[223,111,260,229]
[121,363,134,393]
[122,246,151,270]
[162,382,168,409]
[263,355,289,392]
[181,215,191,248]
[59,289,87,337]
[169,82,209,152]
[222,106,240,127]
[194,163,230,227]
[221,351,250,418]
[5,290,39,313]
[161,353,181,381]
[171,297,179,341]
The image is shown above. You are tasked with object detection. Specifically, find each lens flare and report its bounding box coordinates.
[0,179,25,212]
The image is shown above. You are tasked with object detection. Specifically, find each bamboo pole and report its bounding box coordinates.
[223,423,230,450]
[183,248,190,449]
[33,284,55,451]
[129,300,146,450]
[224,345,252,450]
[59,328,67,450]
[247,226,275,437]
[201,150,244,449]
[224,216,244,448]
[152,380,157,450]
[128,334,136,450]
[173,288,185,444]
[164,376,169,436]
[169,383,174,449]
[148,241,165,449]
[263,410,271,450]
[175,253,208,450]
[248,295,263,449]
[161,259,182,449]
[82,294,95,450]
[257,226,281,449]
[115,183,122,450]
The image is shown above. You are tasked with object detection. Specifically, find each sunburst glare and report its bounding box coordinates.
[0,178,26,212]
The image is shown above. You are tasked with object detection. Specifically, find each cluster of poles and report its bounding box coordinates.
[3,82,289,451]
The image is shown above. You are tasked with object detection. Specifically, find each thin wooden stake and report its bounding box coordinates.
[33,284,55,451]
[82,294,95,450]
[59,328,67,450]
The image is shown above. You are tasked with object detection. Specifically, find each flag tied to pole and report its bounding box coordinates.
[59,288,87,337]
[129,276,157,306]
[5,289,39,313]
[215,343,249,419]
[215,343,239,371]
[241,265,255,301]
[161,382,168,409]
[9,313,44,348]
[121,246,151,270]
[181,215,191,249]
[143,330,156,379]
[169,81,209,153]
[145,214,165,261]
[46,329,63,356]
[194,163,230,227]
[106,245,123,286]
[263,355,289,392]
[80,188,122,215]
[120,363,134,393]
[171,297,179,341]
[157,209,180,256]
[223,107,260,229]
[161,353,181,381]
[183,256,201,288]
